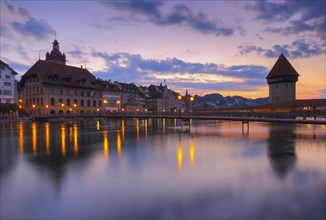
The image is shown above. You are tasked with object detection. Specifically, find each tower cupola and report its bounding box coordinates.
[46,39,66,65]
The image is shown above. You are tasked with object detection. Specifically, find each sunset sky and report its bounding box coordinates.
[1,0,325,99]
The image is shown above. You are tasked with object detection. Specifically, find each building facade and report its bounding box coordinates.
[100,80,121,112]
[0,60,18,104]
[19,39,103,115]
[266,54,299,104]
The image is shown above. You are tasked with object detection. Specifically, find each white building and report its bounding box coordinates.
[0,60,18,104]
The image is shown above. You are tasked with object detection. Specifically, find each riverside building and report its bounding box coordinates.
[0,60,18,104]
[19,39,103,115]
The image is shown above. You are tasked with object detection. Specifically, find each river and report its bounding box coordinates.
[1,119,325,219]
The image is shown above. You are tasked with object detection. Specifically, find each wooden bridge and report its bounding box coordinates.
[32,111,325,125]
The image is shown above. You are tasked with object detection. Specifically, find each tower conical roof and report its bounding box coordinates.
[266,54,299,79]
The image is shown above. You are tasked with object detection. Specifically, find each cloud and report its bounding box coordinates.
[239,39,325,59]
[92,52,267,92]
[245,0,326,40]
[3,0,54,40]
[100,0,234,36]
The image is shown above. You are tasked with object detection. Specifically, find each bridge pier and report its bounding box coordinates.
[242,121,249,134]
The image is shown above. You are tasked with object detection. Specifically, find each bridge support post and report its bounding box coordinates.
[242,121,249,134]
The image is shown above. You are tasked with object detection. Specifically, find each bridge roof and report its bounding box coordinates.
[266,54,300,79]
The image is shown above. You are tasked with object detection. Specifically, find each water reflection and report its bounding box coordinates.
[73,123,78,155]
[103,130,109,157]
[61,124,66,157]
[189,137,195,166]
[31,122,37,156]
[1,120,325,220]
[18,122,24,155]
[117,131,122,157]
[268,124,297,179]
[45,123,50,154]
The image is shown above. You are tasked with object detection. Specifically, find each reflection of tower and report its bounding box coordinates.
[268,124,297,179]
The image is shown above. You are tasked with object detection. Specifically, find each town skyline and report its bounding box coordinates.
[1,0,325,99]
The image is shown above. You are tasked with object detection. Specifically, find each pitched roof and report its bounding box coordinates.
[20,60,99,89]
[0,60,18,75]
[266,54,300,79]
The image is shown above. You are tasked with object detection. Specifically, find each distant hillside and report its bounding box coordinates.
[193,93,269,108]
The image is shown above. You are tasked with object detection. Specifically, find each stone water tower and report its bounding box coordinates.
[266,53,299,103]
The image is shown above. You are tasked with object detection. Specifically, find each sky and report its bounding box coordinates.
[0,0,325,99]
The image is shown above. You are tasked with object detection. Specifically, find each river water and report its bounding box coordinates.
[0,119,325,219]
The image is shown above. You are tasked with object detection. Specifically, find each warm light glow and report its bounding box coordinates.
[32,104,36,108]
[19,99,22,103]
[45,104,49,108]
[116,100,120,104]
[32,123,37,156]
[178,95,182,100]
[103,100,108,104]
[18,122,24,155]
[73,103,77,107]
[69,108,72,111]
[121,120,125,140]
[136,119,140,140]
[190,96,194,101]
[61,124,66,156]
[162,118,166,133]
[189,138,195,166]
[117,132,122,157]
[177,142,183,171]
[136,108,139,112]
[121,108,125,112]
[18,105,22,109]
[96,108,100,112]
[144,119,148,138]
[73,124,78,155]
[96,121,100,130]
[61,103,64,107]
[45,123,50,154]
[103,131,109,157]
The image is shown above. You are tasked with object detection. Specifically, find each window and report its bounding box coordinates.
[99,100,102,107]
[51,98,55,106]
[87,92,90,97]
[67,99,71,106]
[81,91,84,96]
[87,100,90,107]
[26,98,29,106]
[81,99,84,107]
[93,100,96,107]
[5,75,11,79]
[4,90,12,95]
[4,82,11,87]
[37,98,39,105]
[74,99,78,105]
[41,98,43,106]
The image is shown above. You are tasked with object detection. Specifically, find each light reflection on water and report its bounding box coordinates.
[0,119,325,220]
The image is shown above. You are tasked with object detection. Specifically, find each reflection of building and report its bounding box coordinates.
[266,53,299,104]
[0,60,18,104]
[19,39,103,115]
[268,124,297,179]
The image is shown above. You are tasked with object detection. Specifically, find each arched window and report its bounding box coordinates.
[93,100,96,107]
[87,100,90,107]
[81,99,84,107]
[51,98,55,106]
[67,99,71,106]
